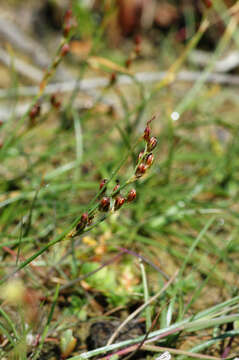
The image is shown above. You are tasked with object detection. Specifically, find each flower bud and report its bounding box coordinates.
[146,153,154,167]
[61,43,70,57]
[127,189,136,202]
[99,197,111,212]
[114,195,125,210]
[76,213,88,232]
[147,136,158,151]
[135,163,147,177]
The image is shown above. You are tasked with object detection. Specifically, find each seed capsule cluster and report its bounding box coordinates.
[28,8,74,127]
[74,180,137,236]
[73,117,157,237]
[135,117,158,178]
[98,180,136,213]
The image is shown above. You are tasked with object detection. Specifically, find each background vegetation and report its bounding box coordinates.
[0,0,239,359]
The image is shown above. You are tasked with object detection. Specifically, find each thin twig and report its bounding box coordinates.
[1,70,239,100]
[189,49,239,72]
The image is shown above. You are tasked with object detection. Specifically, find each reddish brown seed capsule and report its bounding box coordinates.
[63,9,74,37]
[61,43,70,57]
[99,179,107,193]
[81,212,88,223]
[146,153,154,167]
[50,94,61,109]
[112,183,120,197]
[143,125,150,142]
[134,34,142,46]
[135,163,147,177]
[99,179,107,189]
[64,9,73,23]
[63,23,71,37]
[147,136,158,151]
[127,189,136,202]
[109,72,117,85]
[137,150,145,162]
[202,0,212,8]
[125,58,132,68]
[29,102,41,120]
[99,197,111,212]
[76,212,88,232]
[114,195,125,210]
